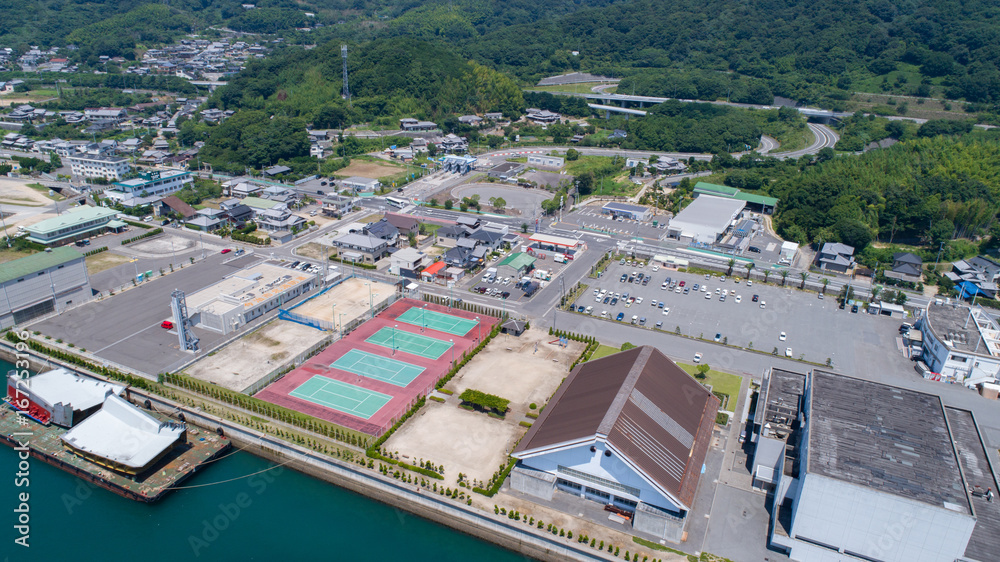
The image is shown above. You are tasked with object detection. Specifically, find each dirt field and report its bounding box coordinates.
[294,242,328,261]
[185,319,329,392]
[337,161,403,179]
[291,277,396,328]
[0,178,53,206]
[384,328,585,486]
[125,233,212,257]
[85,251,132,274]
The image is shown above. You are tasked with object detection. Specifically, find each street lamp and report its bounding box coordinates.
[450,338,454,367]
[339,313,345,334]
[364,282,373,317]
[421,303,427,332]
[392,324,398,355]
[475,316,481,343]
[331,303,336,332]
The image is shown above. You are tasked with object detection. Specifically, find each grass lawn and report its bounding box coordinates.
[589,344,621,361]
[85,251,132,274]
[758,119,812,153]
[420,222,443,236]
[0,248,35,264]
[26,183,65,201]
[677,363,742,407]
[358,213,383,223]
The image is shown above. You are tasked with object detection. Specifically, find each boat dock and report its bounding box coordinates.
[1,400,231,502]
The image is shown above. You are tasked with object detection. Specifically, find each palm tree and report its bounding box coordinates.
[780,270,789,286]
[727,258,735,276]
[799,271,808,289]
[745,261,754,279]
[763,270,770,284]
[821,278,829,294]
[871,285,882,303]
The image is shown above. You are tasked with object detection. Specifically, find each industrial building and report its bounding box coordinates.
[511,346,719,542]
[24,206,121,245]
[602,201,652,222]
[527,155,564,168]
[667,195,746,244]
[65,153,131,181]
[5,367,123,427]
[487,161,526,180]
[753,368,1000,562]
[915,303,1000,387]
[692,182,778,214]
[340,176,381,192]
[0,247,92,328]
[61,393,187,476]
[102,170,194,208]
[183,263,315,335]
[441,155,477,174]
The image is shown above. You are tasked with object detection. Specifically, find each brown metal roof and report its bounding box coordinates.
[384,213,419,232]
[515,346,719,508]
[160,195,198,218]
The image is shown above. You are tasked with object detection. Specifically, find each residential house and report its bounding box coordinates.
[256,208,306,232]
[885,252,923,284]
[340,176,380,193]
[383,213,419,236]
[816,242,855,273]
[389,247,426,278]
[439,133,468,153]
[263,165,291,177]
[322,195,355,218]
[420,261,447,284]
[362,218,400,247]
[399,118,437,132]
[227,178,265,199]
[331,232,389,264]
[157,196,198,219]
[608,129,628,140]
[471,229,504,252]
[436,224,472,247]
[525,108,560,124]
[458,115,483,126]
[261,185,297,205]
[484,112,504,121]
[223,204,253,226]
[186,214,224,232]
[443,238,480,268]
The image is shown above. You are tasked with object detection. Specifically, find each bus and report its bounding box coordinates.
[385,196,409,209]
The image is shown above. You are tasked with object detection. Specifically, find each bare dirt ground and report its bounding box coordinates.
[0,178,51,206]
[337,161,403,179]
[185,319,328,392]
[124,234,208,257]
[292,277,396,327]
[383,328,584,486]
[85,252,132,274]
[294,242,328,261]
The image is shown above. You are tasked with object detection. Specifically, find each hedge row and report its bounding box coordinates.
[124,220,153,230]
[459,389,510,413]
[84,246,108,256]
[473,458,517,497]
[164,372,372,448]
[232,232,271,245]
[548,327,598,344]
[569,339,601,371]
[329,255,377,270]
[121,227,163,245]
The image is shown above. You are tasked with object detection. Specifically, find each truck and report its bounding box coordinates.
[553,253,567,263]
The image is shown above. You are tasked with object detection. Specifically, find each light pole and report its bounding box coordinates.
[199,233,205,259]
[475,316,481,343]
[421,303,427,332]
[339,313,345,334]
[393,324,397,355]
[332,303,336,332]
[450,338,454,367]
[365,282,373,317]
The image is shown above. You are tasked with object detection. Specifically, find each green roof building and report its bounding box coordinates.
[241,197,280,211]
[693,182,778,213]
[25,206,120,245]
[497,252,536,279]
[1,247,91,328]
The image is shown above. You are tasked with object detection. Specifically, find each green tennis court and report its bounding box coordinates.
[290,376,391,419]
[365,327,452,359]
[330,349,425,387]
[395,307,479,336]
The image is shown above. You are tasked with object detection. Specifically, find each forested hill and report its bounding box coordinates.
[463,0,1000,106]
[208,38,524,125]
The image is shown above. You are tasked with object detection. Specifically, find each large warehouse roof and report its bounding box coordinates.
[515,346,719,508]
[670,195,745,234]
[61,394,185,470]
[0,247,85,284]
[807,370,970,513]
[25,206,117,236]
[15,367,123,410]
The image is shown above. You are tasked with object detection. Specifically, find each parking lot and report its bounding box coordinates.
[573,259,908,367]
[466,252,575,302]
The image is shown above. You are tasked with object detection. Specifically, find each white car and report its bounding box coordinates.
[779,332,787,341]
[702,285,708,292]
[675,287,681,293]
[735,295,742,303]
[635,297,643,304]
[760,300,767,309]
[785,347,793,357]
[747,280,753,287]
[693,352,703,363]
[722,289,729,296]
[661,282,668,290]
[705,292,711,299]
[601,310,609,318]
[818,293,824,300]
[651,300,658,307]
[662,307,670,315]
[651,265,659,272]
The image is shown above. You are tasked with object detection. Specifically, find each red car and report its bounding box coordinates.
[161,320,174,329]
[679,280,686,287]
[221,248,232,254]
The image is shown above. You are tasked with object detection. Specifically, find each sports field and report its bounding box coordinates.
[365,327,452,359]
[395,307,479,336]
[290,376,391,419]
[330,348,425,387]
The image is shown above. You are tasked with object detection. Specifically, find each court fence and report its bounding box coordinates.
[421,293,508,320]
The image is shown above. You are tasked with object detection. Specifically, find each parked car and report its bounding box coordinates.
[851,304,859,313]
[714,333,721,342]
[752,294,759,302]
[577,305,586,313]
[221,248,232,254]
[785,347,793,357]
[693,353,703,363]
[616,312,625,322]
[779,332,787,341]
[160,320,174,329]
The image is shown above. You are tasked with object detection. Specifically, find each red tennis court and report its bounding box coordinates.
[255,298,499,436]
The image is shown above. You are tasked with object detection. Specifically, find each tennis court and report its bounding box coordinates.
[289,376,391,419]
[365,327,452,359]
[395,307,479,336]
[330,349,425,387]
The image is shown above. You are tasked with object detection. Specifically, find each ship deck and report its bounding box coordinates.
[1,399,230,502]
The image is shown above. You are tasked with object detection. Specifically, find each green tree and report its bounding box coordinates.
[780,270,789,286]
[695,364,710,379]
[799,271,808,289]
[444,199,453,210]
[727,258,735,276]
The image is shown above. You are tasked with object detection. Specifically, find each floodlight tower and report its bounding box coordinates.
[171,289,200,353]
[341,45,351,106]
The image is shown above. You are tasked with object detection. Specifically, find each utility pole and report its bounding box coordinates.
[341,45,351,107]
